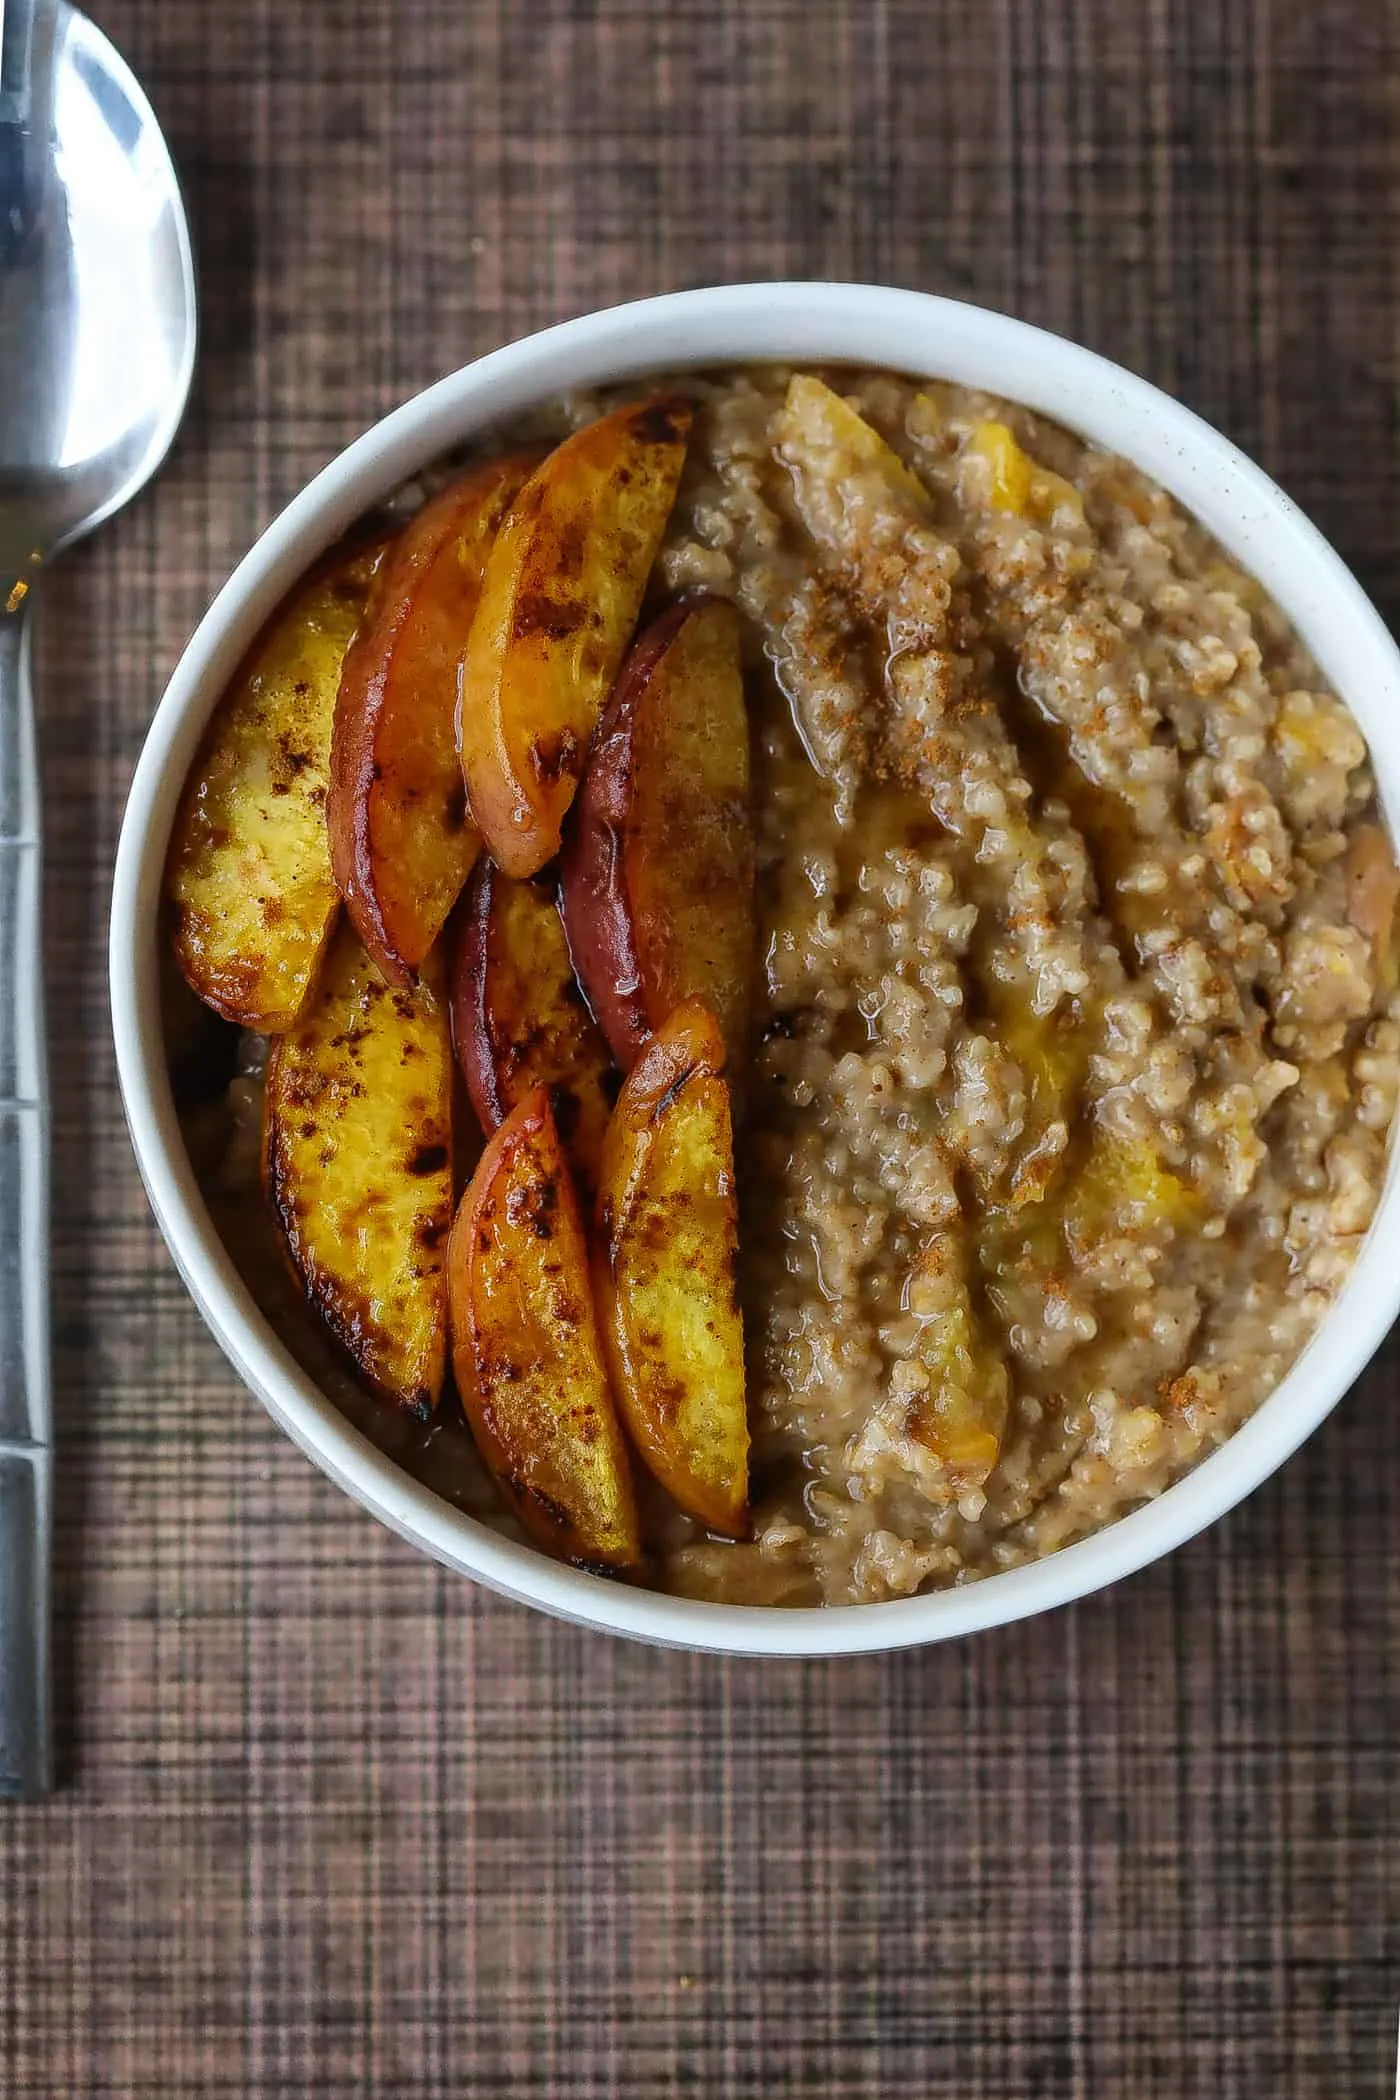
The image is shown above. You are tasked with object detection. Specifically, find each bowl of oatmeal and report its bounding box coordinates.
[110,284,1400,1655]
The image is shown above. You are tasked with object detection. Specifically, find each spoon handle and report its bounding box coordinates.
[0,602,52,1799]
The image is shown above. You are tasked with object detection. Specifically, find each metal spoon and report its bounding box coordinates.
[0,0,195,1797]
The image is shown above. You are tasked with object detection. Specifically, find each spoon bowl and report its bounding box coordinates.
[0,1,195,576]
[0,0,195,1798]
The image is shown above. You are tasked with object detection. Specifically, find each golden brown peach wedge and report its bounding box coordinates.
[594,998,749,1536]
[327,453,539,986]
[263,918,453,1413]
[560,594,755,1073]
[448,1087,641,1571]
[166,539,386,1030]
[457,396,692,879]
[448,857,616,1195]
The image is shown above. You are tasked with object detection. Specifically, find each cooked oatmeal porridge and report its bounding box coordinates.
[171,365,1400,1607]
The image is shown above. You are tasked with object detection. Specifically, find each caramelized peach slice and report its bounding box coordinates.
[457,397,692,878]
[263,919,453,1412]
[448,857,615,1194]
[561,595,755,1072]
[167,539,385,1030]
[594,999,749,1536]
[328,454,538,984]
[448,1088,641,1571]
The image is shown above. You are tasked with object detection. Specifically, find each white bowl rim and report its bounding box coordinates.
[110,281,1400,1658]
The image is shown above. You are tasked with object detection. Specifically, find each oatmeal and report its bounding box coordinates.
[170,365,1400,1607]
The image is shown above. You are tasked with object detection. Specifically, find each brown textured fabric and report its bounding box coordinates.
[1,0,1396,2091]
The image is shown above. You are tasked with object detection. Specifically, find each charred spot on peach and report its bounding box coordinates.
[408,1142,449,1176]
[503,1171,560,1239]
[632,396,694,447]
[514,593,586,644]
[529,727,582,786]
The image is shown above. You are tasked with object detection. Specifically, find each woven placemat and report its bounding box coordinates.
[1,0,1396,2092]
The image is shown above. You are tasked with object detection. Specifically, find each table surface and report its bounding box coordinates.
[2,1,1396,2093]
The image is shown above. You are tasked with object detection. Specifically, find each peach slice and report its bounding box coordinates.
[561,594,754,1073]
[457,396,692,878]
[167,539,386,1030]
[448,1087,641,1571]
[448,856,616,1195]
[263,919,453,1413]
[594,998,749,1536]
[328,453,538,984]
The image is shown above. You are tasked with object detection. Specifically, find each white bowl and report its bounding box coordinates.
[110,283,1400,1656]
